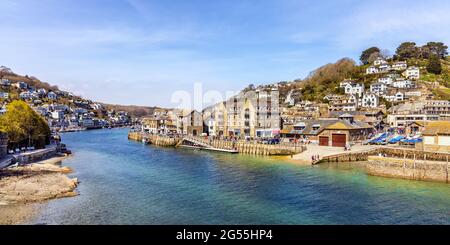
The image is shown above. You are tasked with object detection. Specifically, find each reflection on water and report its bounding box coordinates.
[31,129,450,224]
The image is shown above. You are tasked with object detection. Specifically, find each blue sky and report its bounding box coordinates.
[1,0,450,107]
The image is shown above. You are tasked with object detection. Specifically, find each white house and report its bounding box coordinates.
[14,81,28,89]
[37,88,47,97]
[19,91,33,100]
[378,76,393,85]
[0,92,8,99]
[403,66,420,80]
[361,93,379,108]
[405,91,422,98]
[370,82,387,95]
[379,64,391,73]
[339,79,355,88]
[51,110,65,120]
[374,57,388,66]
[284,90,295,106]
[392,61,407,70]
[383,92,404,102]
[0,79,10,86]
[366,66,379,74]
[344,83,364,97]
[48,91,58,100]
[392,79,413,88]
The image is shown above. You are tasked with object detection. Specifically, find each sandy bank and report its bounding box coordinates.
[0,155,78,224]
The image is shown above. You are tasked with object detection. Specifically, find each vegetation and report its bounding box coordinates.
[360,47,380,64]
[395,41,448,60]
[298,58,357,101]
[426,55,442,74]
[0,100,51,149]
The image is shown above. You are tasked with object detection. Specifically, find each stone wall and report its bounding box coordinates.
[320,147,450,163]
[128,131,306,156]
[367,156,449,183]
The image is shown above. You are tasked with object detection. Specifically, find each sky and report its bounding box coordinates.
[1,0,450,108]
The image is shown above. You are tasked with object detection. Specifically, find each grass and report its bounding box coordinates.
[433,87,450,100]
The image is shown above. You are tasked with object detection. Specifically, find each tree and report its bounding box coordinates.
[300,58,357,101]
[421,42,448,59]
[367,52,381,64]
[360,47,380,64]
[426,55,442,74]
[396,42,420,60]
[0,100,51,149]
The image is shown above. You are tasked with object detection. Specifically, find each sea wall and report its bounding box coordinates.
[13,146,58,164]
[321,147,450,163]
[188,137,306,156]
[367,156,449,183]
[128,131,306,156]
[128,132,181,147]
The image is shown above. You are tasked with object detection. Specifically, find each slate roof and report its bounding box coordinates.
[422,121,450,135]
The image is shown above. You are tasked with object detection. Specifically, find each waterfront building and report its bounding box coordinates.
[141,116,178,135]
[181,110,203,136]
[280,116,373,147]
[205,88,280,138]
[421,121,450,153]
[387,114,440,128]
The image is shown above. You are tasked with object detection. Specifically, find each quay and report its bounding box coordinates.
[128,131,306,156]
[312,146,450,183]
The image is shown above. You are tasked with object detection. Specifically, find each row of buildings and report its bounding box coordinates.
[0,78,132,131]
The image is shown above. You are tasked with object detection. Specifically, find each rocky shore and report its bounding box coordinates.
[0,155,78,224]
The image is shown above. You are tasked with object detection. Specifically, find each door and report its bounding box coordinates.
[319,136,329,146]
[332,134,346,147]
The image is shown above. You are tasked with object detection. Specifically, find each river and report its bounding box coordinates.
[30,128,450,224]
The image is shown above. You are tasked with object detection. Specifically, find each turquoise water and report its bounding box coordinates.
[32,129,450,224]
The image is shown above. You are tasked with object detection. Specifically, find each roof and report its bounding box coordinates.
[422,121,450,135]
[325,120,372,130]
[281,118,373,136]
[339,113,354,118]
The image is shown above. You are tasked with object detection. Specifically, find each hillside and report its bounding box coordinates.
[0,66,156,118]
[253,42,450,106]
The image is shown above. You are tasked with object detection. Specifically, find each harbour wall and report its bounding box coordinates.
[367,156,449,183]
[128,131,305,156]
[320,147,450,163]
